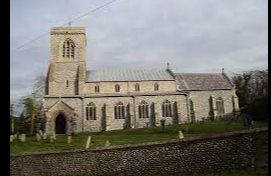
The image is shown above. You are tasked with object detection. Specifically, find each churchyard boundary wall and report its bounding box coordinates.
[10,128,268,176]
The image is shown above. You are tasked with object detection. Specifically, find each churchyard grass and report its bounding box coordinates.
[10,120,267,155]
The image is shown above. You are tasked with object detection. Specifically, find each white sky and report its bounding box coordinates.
[10,0,268,109]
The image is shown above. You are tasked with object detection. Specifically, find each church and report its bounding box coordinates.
[43,27,239,135]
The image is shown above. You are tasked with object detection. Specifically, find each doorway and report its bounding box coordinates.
[55,113,66,134]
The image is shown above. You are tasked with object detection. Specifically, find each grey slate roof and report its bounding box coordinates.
[86,69,174,82]
[175,73,233,90]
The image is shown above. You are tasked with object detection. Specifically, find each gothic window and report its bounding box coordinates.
[86,102,96,120]
[115,84,120,92]
[95,85,100,93]
[135,83,140,91]
[114,102,125,119]
[66,80,69,87]
[62,39,75,59]
[162,100,172,117]
[154,83,159,91]
[216,97,225,117]
[208,96,214,120]
[138,101,149,118]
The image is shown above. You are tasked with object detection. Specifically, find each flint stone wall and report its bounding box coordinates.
[10,128,267,176]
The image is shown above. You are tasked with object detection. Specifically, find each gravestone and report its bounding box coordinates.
[67,135,72,145]
[179,130,184,139]
[20,134,26,142]
[36,133,41,141]
[52,132,56,140]
[105,140,111,147]
[10,135,14,143]
[39,130,43,136]
[14,133,19,140]
[43,133,47,140]
[85,136,91,149]
[50,136,55,143]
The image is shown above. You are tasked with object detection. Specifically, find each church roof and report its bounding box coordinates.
[174,73,233,91]
[86,69,175,82]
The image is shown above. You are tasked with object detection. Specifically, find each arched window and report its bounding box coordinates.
[66,80,69,87]
[216,97,225,117]
[138,101,149,118]
[208,96,214,120]
[154,83,159,91]
[95,85,100,93]
[162,100,172,117]
[62,39,75,58]
[115,84,120,92]
[86,102,96,120]
[114,102,125,119]
[135,83,140,91]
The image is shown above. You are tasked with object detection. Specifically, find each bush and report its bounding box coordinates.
[246,95,268,121]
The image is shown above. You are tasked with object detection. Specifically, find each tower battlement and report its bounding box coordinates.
[50,27,86,35]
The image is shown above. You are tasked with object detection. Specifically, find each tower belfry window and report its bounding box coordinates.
[62,39,75,58]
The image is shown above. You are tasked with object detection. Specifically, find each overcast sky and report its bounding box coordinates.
[10,0,268,109]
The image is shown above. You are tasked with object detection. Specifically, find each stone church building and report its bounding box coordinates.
[44,27,239,134]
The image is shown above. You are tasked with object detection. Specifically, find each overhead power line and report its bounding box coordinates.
[15,0,118,51]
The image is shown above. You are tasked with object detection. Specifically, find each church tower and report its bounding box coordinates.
[46,27,87,96]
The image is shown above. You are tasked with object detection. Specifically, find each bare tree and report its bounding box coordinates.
[20,74,46,135]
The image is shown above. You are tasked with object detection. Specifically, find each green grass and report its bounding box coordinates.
[10,120,268,155]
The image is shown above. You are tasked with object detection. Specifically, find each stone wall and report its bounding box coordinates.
[10,128,267,176]
[188,89,239,121]
[83,94,188,131]
[84,80,176,94]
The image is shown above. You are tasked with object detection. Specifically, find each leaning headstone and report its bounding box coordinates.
[14,133,18,140]
[105,140,111,147]
[67,135,72,145]
[36,133,41,141]
[50,136,55,143]
[43,133,47,140]
[179,130,184,139]
[10,135,14,143]
[39,130,43,136]
[20,134,26,142]
[52,132,56,140]
[85,136,91,149]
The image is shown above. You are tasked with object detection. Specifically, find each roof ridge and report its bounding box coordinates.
[175,72,222,75]
[87,68,167,71]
